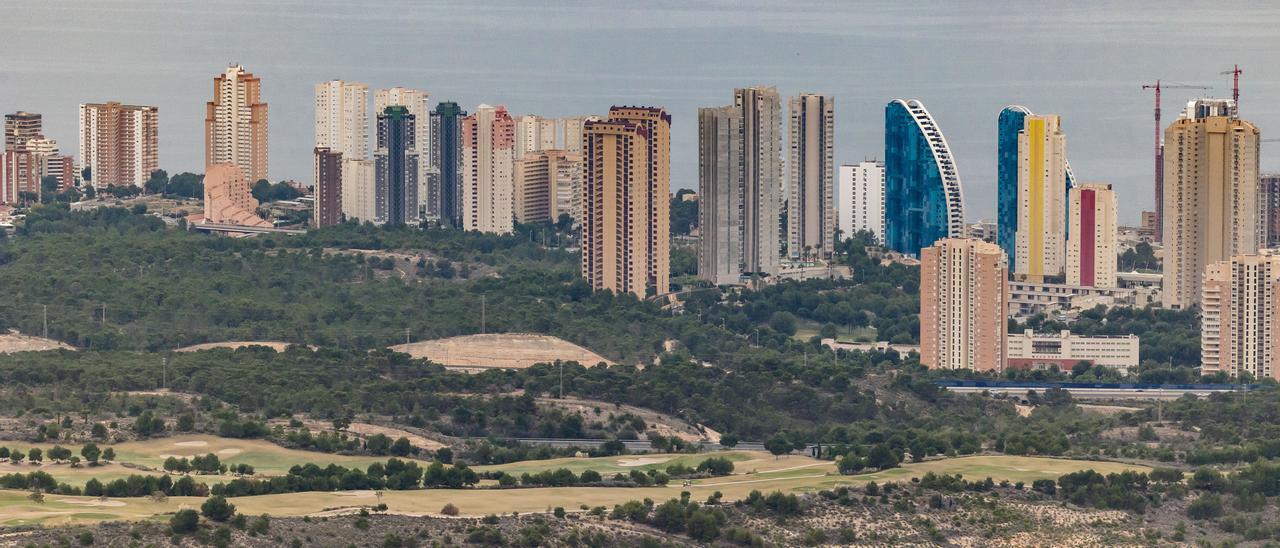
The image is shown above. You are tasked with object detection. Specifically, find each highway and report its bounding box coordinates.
[938,380,1249,401]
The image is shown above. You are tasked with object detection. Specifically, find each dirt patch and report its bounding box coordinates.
[0,331,75,354]
[281,419,446,451]
[55,498,127,507]
[1014,404,1033,417]
[173,441,208,447]
[391,333,613,369]
[536,396,715,443]
[1078,404,1142,416]
[175,341,305,353]
[217,448,243,456]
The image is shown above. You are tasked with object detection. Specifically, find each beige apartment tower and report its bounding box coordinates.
[606,106,670,296]
[205,65,267,181]
[1163,99,1261,309]
[78,102,159,188]
[314,80,369,160]
[1066,183,1118,288]
[787,93,835,260]
[514,149,582,224]
[1201,251,1280,380]
[920,238,1008,371]
[581,119,651,297]
[461,104,515,234]
[1015,114,1067,281]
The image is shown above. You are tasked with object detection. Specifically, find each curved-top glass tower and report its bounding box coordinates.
[997,105,1077,271]
[884,99,966,256]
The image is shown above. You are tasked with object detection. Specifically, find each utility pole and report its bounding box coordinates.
[559,362,564,399]
[481,294,487,334]
[42,305,47,339]
[405,327,410,345]
[162,355,168,390]
[101,303,106,325]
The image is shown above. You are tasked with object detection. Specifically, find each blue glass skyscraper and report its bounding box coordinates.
[884,99,966,257]
[997,105,1076,272]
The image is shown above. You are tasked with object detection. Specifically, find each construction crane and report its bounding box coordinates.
[1222,64,1243,106]
[1141,80,1211,242]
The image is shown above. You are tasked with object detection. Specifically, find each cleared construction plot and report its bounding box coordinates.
[390,333,613,370]
[174,341,299,353]
[0,331,75,354]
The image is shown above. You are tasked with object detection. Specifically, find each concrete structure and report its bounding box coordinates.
[1262,173,1280,249]
[581,119,651,297]
[1008,279,1138,319]
[607,106,670,296]
[312,147,343,227]
[1015,114,1067,281]
[462,104,515,234]
[314,80,368,161]
[514,149,582,224]
[1007,330,1140,373]
[3,112,42,152]
[205,65,267,181]
[78,102,159,188]
[375,106,419,226]
[967,219,998,242]
[1067,183,1118,288]
[375,87,429,219]
[920,238,1007,371]
[1201,251,1280,380]
[1162,99,1261,309]
[787,93,835,259]
[340,158,375,223]
[203,163,269,227]
[837,161,884,244]
[516,115,558,156]
[884,99,965,256]
[997,106,1077,270]
[24,138,73,192]
[561,116,600,156]
[698,87,782,284]
[0,150,39,204]
[429,102,465,226]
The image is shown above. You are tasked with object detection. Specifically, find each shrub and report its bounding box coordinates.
[201,496,236,522]
[440,503,460,516]
[1187,493,1223,520]
[170,509,200,534]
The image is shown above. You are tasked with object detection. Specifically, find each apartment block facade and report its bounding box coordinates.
[920,238,1008,371]
[78,102,159,188]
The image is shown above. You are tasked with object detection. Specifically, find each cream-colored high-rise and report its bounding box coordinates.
[1015,114,1066,281]
[78,102,159,188]
[315,80,369,160]
[606,106,670,296]
[581,119,651,297]
[1201,251,1280,380]
[514,150,582,225]
[516,115,558,156]
[1163,99,1261,309]
[1066,183,1118,288]
[205,65,267,181]
[787,94,835,260]
[920,238,1008,371]
[461,105,515,234]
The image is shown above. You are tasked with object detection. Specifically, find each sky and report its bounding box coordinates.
[3,0,1280,224]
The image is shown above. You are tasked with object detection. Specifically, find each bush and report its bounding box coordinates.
[170,509,200,534]
[440,503,460,516]
[1032,479,1057,495]
[201,495,236,522]
[1187,493,1223,520]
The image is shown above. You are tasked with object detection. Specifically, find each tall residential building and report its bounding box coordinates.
[1015,114,1068,281]
[205,65,267,181]
[27,138,73,192]
[581,119,651,297]
[314,80,368,160]
[429,102,465,226]
[1162,99,1261,309]
[4,111,42,152]
[0,150,39,204]
[997,106,1078,269]
[78,102,159,188]
[1261,173,1280,248]
[313,147,343,228]
[1066,183,1118,288]
[341,158,376,223]
[516,115,558,156]
[562,116,600,155]
[787,93,835,260]
[837,161,885,244]
[203,163,269,227]
[461,105,515,234]
[375,88,429,219]
[920,238,1008,371]
[1201,251,1280,380]
[375,106,419,226]
[884,99,966,257]
[514,149,582,224]
[698,87,782,284]
[607,106,670,295]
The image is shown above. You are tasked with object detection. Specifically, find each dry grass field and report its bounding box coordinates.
[389,333,613,369]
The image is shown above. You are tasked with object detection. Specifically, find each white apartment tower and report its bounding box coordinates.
[314,80,369,160]
[1201,251,1280,380]
[1015,114,1067,281]
[837,161,884,244]
[461,104,515,234]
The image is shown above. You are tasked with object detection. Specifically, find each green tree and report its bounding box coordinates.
[170,509,200,533]
[201,495,236,522]
[81,443,101,465]
[764,434,792,458]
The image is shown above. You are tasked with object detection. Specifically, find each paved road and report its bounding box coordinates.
[943,386,1238,401]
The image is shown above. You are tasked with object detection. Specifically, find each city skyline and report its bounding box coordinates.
[5,2,1280,225]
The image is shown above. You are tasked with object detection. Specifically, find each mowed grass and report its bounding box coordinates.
[479,451,762,476]
[0,455,1151,524]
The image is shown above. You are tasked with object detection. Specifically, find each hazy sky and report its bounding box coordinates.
[4,0,1279,223]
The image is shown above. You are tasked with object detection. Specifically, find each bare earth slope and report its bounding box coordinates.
[390,333,613,370]
[0,331,75,354]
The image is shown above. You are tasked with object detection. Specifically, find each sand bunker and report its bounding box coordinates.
[616,457,671,467]
[173,441,208,447]
[217,448,243,456]
[333,491,377,498]
[56,498,127,507]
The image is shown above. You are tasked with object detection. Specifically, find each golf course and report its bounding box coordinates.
[0,434,1151,526]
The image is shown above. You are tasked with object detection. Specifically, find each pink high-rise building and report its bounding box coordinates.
[920,238,1008,371]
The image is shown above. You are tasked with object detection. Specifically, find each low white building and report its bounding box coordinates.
[1006,330,1140,373]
